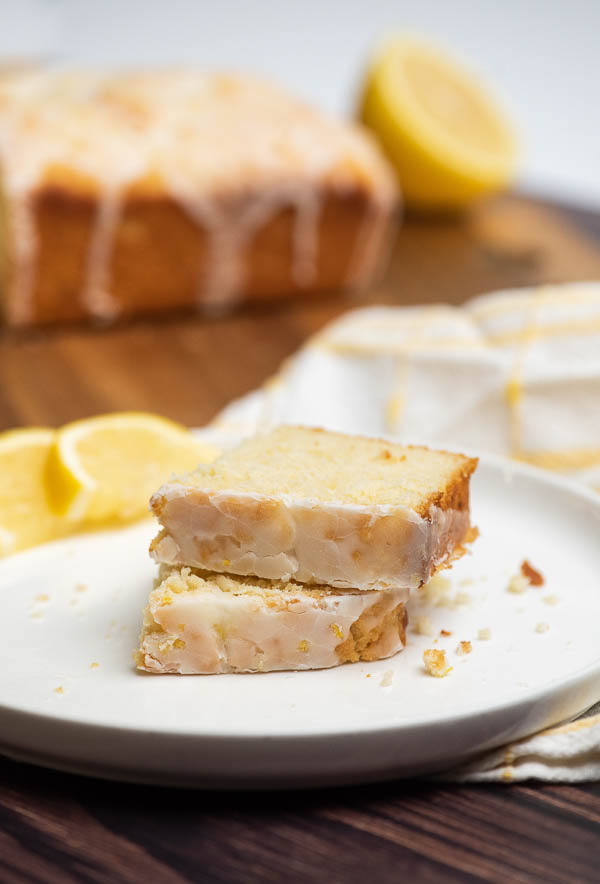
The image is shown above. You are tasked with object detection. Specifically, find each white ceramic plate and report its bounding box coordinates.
[0,454,599,788]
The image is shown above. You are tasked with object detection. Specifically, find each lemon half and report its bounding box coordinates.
[46,412,220,524]
[360,36,516,210]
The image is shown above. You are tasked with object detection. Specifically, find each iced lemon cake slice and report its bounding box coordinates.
[136,565,408,674]
[150,426,478,591]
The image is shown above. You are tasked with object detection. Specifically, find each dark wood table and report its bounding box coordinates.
[1,195,599,883]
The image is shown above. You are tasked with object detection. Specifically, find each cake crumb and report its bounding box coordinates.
[76,583,88,593]
[454,591,472,607]
[297,640,309,652]
[440,629,452,637]
[459,577,475,587]
[30,611,43,619]
[380,669,394,687]
[53,686,64,694]
[507,574,529,594]
[90,662,99,669]
[456,640,472,656]
[478,627,491,640]
[421,574,451,604]
[365,673,371,678]
[521,560,544,586]
[415,616,433,636]
[535,621,550,634]
[542,594,559,606]
[423,649,452,678]
[35,594,49,603]
[420,575,471,609]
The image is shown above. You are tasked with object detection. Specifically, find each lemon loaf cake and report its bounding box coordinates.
[0,70,398,327]
[150,426,478,591]
[136,565,408,674]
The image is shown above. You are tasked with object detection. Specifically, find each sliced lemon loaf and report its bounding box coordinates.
[136,565,408,674]
[150,426,477,591]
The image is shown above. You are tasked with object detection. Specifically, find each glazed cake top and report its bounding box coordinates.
[169,425,478,512]
[0,69,397,199]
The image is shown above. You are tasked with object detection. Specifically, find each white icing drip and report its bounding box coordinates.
[5,193,37,325]
[81,185,123,320]
[345,195,397,290]
[290,188,321,287]
[172,181,323,307]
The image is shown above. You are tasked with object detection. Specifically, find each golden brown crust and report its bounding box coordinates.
[2,184,396,327]
[336,600,407,663]
[416,456,479,517]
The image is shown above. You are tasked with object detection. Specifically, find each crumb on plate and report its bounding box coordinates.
[521,560,544,586]
[507,574,529,594]
[456,640,472,656]
[380,669,394,687]
[542,594,559,606]
[478,627,491,640]
[535,622,550,634]
[415,615,433,636]
[423,648,452,678]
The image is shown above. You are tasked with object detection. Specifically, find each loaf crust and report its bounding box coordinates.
[0,71,399,327]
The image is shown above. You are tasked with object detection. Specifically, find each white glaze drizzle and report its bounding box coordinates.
[81,184,123,320]
[4,193,37,325]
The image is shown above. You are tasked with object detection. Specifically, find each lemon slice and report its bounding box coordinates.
[360,36,516,210]
[46,413,220,524]
[0,428,67,556]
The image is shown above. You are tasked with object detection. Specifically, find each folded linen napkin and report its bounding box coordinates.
[209,281,600,782]
[441,707,600,783]
[214,280,600,491]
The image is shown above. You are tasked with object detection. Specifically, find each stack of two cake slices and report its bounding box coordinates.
[136,427,478,674]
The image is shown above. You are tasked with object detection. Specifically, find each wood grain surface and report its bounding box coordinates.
[1,194,599,883]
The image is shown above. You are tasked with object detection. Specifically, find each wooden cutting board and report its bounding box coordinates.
[1,193,599,432]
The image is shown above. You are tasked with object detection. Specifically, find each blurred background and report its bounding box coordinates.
[3,0,600,208]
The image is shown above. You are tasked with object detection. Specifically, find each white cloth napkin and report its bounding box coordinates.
[210,281,600,782]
